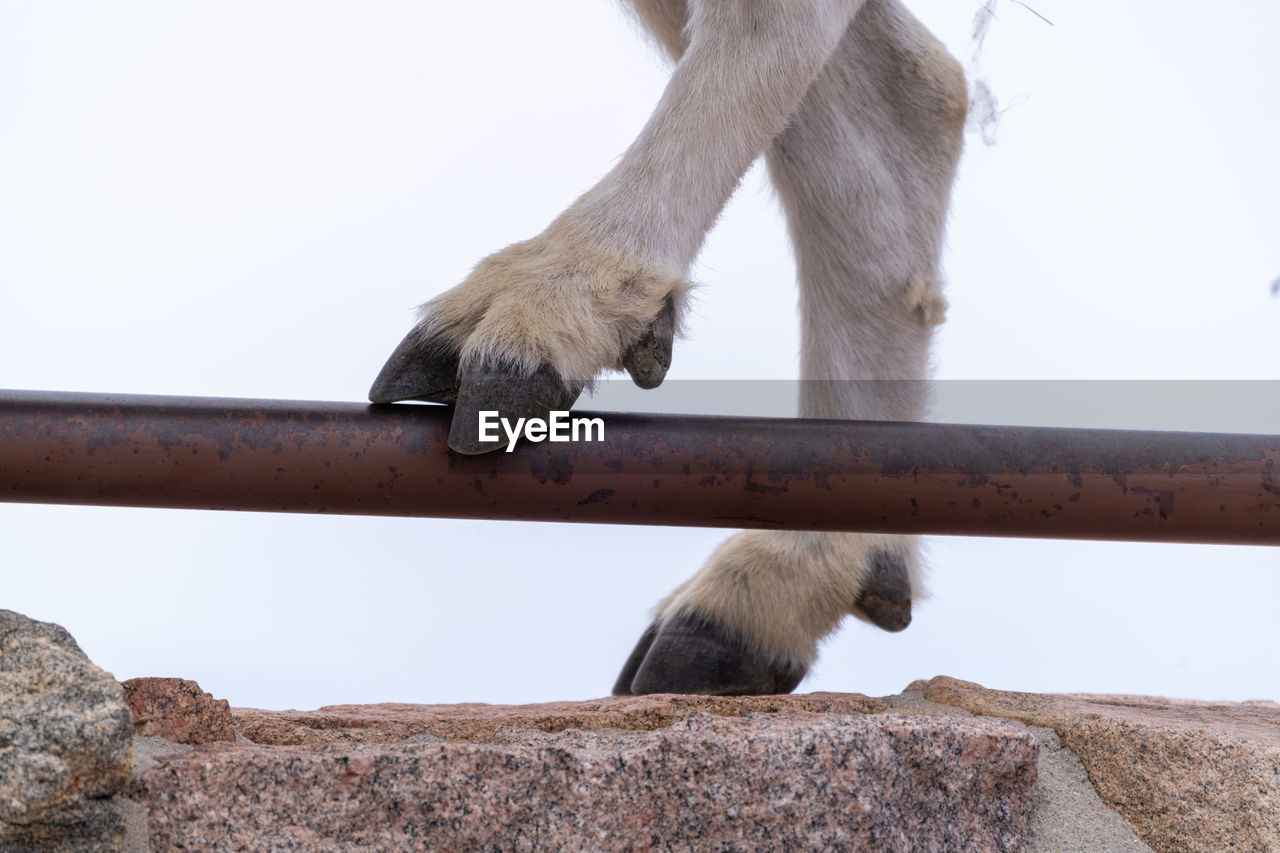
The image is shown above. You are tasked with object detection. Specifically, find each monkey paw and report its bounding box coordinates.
[370,219,687,454]
[613,532,919,696]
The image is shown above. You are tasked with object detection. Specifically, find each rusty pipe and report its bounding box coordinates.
[1,389,1277,545]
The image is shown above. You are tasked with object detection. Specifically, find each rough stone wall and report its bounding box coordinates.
[5,611,1276,853]
[0,610,133,853]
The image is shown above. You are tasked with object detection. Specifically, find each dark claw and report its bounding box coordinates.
[368,328,461,405]
[616,611,805,696]
[611,622,658,696]
[621,296,675,390]
[854,550,913,632]
[447,359,584,455]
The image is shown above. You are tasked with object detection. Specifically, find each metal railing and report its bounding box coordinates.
[2,389,1277,545]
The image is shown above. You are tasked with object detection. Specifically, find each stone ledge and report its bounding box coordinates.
[122,677,235,745]
[125,704,1037,852]
[914,675,1280,853]
[7,618,1272,853]
[231,691,887,745]
[114,678,1280,852]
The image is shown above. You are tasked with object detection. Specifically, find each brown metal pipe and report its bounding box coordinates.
[1,389,1278,544]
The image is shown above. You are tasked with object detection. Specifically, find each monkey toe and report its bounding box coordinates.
[621,295,676,389]
[368,328,460,405]
[611,622,659,696]
[614,612,805,696]
[447,359,584,454]
[854,550,913,632]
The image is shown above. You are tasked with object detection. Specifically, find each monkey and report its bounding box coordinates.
[369,0,966,696]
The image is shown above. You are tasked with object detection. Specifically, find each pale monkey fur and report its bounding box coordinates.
[418,0,966,678]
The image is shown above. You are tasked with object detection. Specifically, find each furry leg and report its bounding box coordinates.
[372,0,868,453]
[616,0,966,695]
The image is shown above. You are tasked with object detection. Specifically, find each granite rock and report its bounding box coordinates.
[915,675,1280,853]
[0,610,133,852]
[125,696,1038,852]
[883,690,1154,852]
[232,690,887,745]
[121,678,235,745]
[120,679,1277,851]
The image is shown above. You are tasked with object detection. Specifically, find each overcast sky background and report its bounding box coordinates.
[2,1,1278,710]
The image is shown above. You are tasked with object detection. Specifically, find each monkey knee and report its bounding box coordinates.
[913,40,968,133]
[904,272,948,327]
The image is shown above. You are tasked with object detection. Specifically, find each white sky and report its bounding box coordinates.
[2,1,1278,710]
